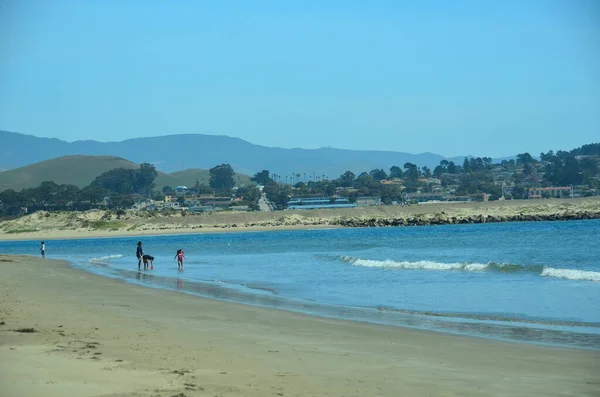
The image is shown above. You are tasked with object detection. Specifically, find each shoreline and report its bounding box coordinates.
[1,196,600,241]
[0,223,337,241]
[1,255,599,396]
[71,257,600,351]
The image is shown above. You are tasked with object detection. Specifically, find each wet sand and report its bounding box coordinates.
[1,255,598,397]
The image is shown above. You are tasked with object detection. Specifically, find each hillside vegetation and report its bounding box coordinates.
[0,156,139,191]
[0,155,252,192]
[168,168,252,188]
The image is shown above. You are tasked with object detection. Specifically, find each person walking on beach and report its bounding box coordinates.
[136,241,143,270]
[175,248,185,270]
[40,241,45,259]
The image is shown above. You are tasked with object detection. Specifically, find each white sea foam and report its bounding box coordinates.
[541,267,600,282]
[348,257,488,271]
[89,254,123,264]
[344,256,600,282]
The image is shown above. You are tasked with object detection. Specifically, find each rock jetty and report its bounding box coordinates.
[327,210,600,228]
[1,198,600,239]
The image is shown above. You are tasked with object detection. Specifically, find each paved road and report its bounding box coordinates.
[258,193,273,211]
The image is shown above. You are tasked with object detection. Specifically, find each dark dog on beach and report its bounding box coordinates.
[142,254,154,270]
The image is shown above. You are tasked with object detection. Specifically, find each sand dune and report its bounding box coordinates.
[1,197,600,241]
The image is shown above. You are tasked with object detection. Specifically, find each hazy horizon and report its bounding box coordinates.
[5,128,580,160]
[1,1,598,158]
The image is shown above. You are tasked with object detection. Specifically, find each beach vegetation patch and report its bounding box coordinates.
[15,327,37,333]
[88,220,126,231]
[171,369,191,376]
[6,228,39,234]
[100,211,113,221]
[127,222,141,231]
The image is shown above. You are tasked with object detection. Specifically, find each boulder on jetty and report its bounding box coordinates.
[327,210,600,228]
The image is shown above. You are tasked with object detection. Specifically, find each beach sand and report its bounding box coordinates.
[1,255,598,396]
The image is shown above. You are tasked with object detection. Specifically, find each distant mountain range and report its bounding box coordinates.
[0,130,492,178]
[0,155,252,192]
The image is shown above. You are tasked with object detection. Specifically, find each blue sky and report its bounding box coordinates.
[0,0,598,157]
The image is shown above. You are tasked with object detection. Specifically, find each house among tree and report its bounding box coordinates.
[286,197,357,210]
[405,193,446,203]
[201,197,233,207]
[355,197,382,206]
[174,186,188,196]
[528,186,573,199]
[380,178,403,185]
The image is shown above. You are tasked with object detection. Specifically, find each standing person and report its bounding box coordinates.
[174,249,185,270]
[136,241,143,270]
[40,241,45,259]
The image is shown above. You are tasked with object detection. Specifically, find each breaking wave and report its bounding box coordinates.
[89,254,123,264]
[341,256,600,282]
[541,268,600,282]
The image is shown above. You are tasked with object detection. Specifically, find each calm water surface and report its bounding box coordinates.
[2,219,599,349]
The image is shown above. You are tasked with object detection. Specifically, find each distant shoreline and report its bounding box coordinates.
[0,223,336,241]
[1,197,599,241]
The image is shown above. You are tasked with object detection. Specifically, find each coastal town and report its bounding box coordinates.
[0,144,599,218]
[1,144,599,240]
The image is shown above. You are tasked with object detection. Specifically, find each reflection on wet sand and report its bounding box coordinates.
[135,271,153,281]
[81,263,600,350]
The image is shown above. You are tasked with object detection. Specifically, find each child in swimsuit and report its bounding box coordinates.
[175,249,185,269]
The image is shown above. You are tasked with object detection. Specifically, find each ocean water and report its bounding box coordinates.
[2,219,599,350]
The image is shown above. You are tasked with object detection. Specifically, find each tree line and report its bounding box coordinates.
[0,163,159,216]
[257,144,600,209]
[0,163,260,216]
[1,143,598,216]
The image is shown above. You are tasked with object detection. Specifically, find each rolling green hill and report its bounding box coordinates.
[0,155,254,192]
[0,156,139,191]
